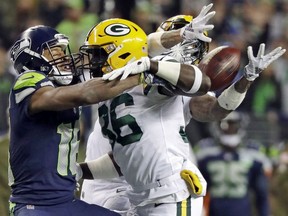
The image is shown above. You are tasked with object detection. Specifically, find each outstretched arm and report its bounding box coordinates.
[190,43,286,122]
[189,76,251,122]
[148,3,215,57]
[102,57,211,96]
[29,75,140,114]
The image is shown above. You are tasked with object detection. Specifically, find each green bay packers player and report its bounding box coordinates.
[78,4,218,215]
[100,40,285,215]
[76,15,213,215]
[78,2,281,215]
[8,25,143,216]
[80,7,216,215]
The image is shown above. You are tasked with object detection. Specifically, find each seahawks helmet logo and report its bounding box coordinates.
[105,24,131,36]
[10,38,30,61]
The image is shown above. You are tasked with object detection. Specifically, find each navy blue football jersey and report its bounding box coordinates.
[8,71,81,205]
[196,138,271,216]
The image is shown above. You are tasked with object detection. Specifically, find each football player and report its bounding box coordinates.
[8,25,143,216]
[79,4,216,215]
[76,16,213,215]
[196,111,272,216]
[78,4,285,216]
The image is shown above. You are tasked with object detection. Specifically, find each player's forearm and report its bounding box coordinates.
[77,152,122,180]
[148,30,182,57]
[78,163,94,179]
[216,75,252,111]
[198,77,252,121]
[234,76,252,93]
[189,94,230,122]
[149,60,211,95]
[30,75,139,113]
[81,74,139,103]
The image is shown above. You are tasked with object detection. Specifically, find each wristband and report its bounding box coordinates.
[156,61,181,86]
[86,153,120,179]
[185,65,202,94]
[217,84,246,110]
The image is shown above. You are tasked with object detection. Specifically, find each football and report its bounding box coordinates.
[198,46,241,91]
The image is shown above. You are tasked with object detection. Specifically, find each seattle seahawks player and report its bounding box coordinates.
[196,111,272,216]
[8,25,142,216]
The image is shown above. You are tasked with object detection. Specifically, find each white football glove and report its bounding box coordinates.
[102,57,150,80]
[244,43,286,81]
[180,3,215,42]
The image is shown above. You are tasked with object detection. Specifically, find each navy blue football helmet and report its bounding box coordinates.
[10,25,78,85]
[210,111,249,148]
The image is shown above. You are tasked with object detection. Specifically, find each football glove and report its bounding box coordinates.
[180,3,215,42]
[181,159,207,197]
[102,57,150,81]
[139,71,170,86]
[244,43,286,81]
[180,169,203,196]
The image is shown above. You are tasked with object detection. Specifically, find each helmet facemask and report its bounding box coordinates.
[10,26,78,86]
[217,120,243,148]
[41,34,77,85]
[78,45,111,79]
[163,39,208,65]
[210,112,248,148]
[158,18,189,32]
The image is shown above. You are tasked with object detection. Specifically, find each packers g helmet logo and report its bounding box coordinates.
[104,24,131,36]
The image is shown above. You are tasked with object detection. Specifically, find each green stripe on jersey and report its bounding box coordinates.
[13,72,46,90]
[176,196,191,216]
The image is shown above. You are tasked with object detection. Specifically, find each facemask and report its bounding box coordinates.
[219,134,241,147]
[50,67,73,85]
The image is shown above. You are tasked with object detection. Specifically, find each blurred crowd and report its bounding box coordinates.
[1,0,288,214]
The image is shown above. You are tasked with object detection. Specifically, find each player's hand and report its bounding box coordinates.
[180,3,215,42]
[102,57,150,80]
[139,71,172,86]
[244,43,286,81]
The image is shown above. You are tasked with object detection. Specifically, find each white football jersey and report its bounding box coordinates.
[81,53,205,209]
[81,119,131,212]
[97,84,197,206]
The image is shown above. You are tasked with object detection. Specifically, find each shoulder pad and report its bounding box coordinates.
[13,71,54,104]
[13,72,48,90]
